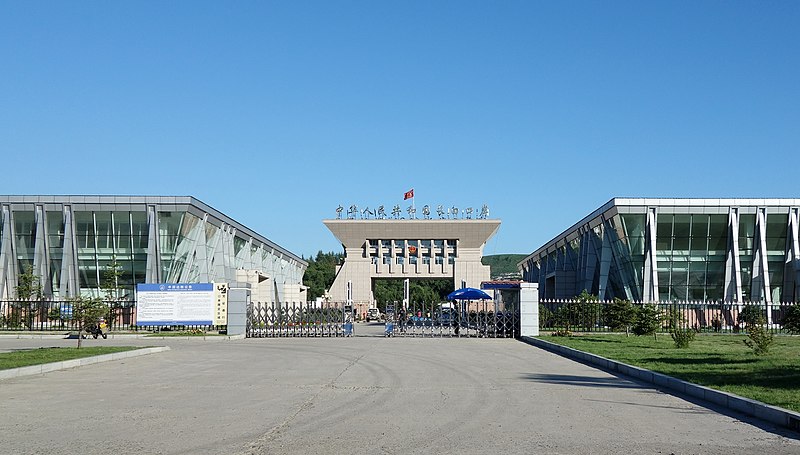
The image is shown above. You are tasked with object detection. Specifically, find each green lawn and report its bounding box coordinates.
[540,333,800,413]
[0,346,141,370]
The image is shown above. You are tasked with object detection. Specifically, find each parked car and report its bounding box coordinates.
[366,308,382,322]
[434,309,459,327]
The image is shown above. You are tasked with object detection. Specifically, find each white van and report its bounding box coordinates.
[366,308,382,322]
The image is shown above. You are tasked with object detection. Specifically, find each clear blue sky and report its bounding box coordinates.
[1,1,798,259]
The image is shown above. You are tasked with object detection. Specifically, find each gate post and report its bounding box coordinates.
[227,282,250,337]
[520,282,539,337]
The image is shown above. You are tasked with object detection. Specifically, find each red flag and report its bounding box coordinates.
[404,189,414,200]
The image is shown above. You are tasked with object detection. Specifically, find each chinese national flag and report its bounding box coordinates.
[404,189,414,200]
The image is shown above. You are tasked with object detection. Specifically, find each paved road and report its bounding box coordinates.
[0,327,798,455]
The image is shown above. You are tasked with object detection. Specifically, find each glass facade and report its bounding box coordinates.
[0,196,306,300]
[654,214,727,301]
[521,199,800,303]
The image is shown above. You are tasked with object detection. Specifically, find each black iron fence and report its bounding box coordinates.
[0,299,217,333]
[539,299,800,334]
[388,300,519,338]
[247,301,351,337]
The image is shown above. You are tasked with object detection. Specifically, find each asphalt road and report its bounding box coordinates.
[0,324,798,455]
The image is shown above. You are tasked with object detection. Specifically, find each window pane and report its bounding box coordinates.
[766,214,787,253]
[690,215,709,239]
[673,215,691,238]
[688,262,706,287]
[738,214,756,255]
[656,215,673,238]
[95,212,112,237]
[672,236,689,251]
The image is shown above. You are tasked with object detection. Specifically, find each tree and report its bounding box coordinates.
[665,307,695,348]
[632,304,662,340]
[738,304,766,328]
[738,304,773,355]
[602,298,637,336]
[555,290,599,332]
[408,281,439,304]
[101,256,125,300]
[373,280,402,307]
[15,264,43,300]
[14,264,44,329]
[70,296,109,348]
[101,256,126,331]
[781,305,800,334]
[302,251,342,301]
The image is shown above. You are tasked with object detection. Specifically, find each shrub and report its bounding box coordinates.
[666,307,695,348]
[738,304,766,326]
[711,316,723,332]
[554,290,599,331]
[552,330,572,337]
[632,304,662,340]
[670,328,696,348]
[539,304,553,328]
[602,298,637,336]
[743,324,774,355]
[5,310,22,328]
[781,305,800,334]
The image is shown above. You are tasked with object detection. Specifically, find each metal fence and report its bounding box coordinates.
[539,299,800,334]
[0,299,218,333]
[247,302,351,337]
[387,300,520,338]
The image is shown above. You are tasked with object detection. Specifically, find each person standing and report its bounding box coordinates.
[398,307,407,333]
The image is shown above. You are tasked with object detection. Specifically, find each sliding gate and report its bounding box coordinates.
[247,302,352,337]
[386,299,519,338]
[246,299,520,338]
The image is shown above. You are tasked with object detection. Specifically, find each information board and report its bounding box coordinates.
[136,283,215,326]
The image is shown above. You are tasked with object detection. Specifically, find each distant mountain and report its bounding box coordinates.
[481,254,528,279]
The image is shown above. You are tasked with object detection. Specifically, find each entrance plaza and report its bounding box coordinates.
[1,335,798,455]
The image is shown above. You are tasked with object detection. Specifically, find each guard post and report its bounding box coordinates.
[519,282,539,337]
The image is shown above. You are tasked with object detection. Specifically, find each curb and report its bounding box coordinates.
[0,346,171,380]
[521,336,800,433]
[0,333,246,341]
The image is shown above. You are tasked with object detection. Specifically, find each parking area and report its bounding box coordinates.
[0,335,798,454]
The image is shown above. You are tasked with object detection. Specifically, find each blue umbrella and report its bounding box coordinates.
[447,287,492,301]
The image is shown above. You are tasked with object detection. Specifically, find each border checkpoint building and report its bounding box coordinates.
[0,195,307,303]
[323,203,500,312]
[518,198,800,304]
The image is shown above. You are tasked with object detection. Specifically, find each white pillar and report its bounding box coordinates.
[520,282,539,337]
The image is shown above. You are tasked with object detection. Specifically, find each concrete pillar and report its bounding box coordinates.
[227,282,250,336]
[520,282,539,337]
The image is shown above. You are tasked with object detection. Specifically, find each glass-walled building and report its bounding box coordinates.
[0,196,307,300]
[518,198,800,303]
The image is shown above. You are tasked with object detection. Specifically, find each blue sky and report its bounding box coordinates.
[1,1,798,259]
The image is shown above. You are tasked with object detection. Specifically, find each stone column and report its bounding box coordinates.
[227,282,250,336]
[520,282,539,337]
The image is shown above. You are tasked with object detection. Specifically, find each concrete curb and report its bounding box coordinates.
[521,336,800,432]
[0,333,246,341]
[0,346,171,380]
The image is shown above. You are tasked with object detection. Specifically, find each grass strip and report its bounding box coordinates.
[540,334,800,413]
[0,346,141,370]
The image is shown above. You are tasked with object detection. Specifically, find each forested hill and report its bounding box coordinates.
[481,254,528,279]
